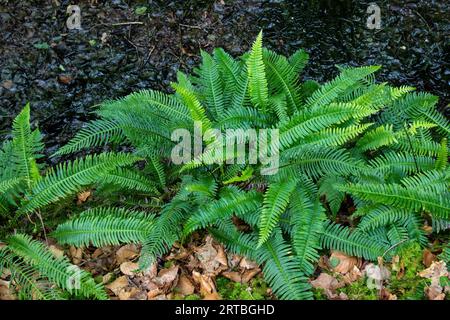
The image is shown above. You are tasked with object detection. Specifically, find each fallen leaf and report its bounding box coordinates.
[203,292,221,300]
[69,246,83,265]
[118,287,146,300]
[425,284,445,300]
[329,251,360,274]
[116,244,139,264]
[154,265,179,291]
[422,249,436,268]
[239,257,259,270]
[242,268,261,283]
[0,280,16,300]
[195,236,228,276]
[222,271,242,283]
[120,262,139,276]
[175,274,195,296]
[106,276,129,296]
[419,261,448,287]
[311,273,343,291]
[341,266,363,284]
[227,254,242,269]
[102,272,114,284]
[48,245,64,259]
[92,248,103,259]
[192,271,216,297]
[146,282,162,299]
[310,273,345,300]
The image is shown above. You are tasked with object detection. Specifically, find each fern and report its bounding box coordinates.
[4,234,107,299]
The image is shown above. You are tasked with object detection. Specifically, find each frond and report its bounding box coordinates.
[20,152,141,213]
[338,182,450,219]
[54,119,125,156]
[5,234,107,299]
[99,167,160,194]
[183,188,261,236]
[247,31,269,110]
[356,125,397,151]
[196,50,225,119]
[263,48,300,112]
[292,197,326,275]
[305,66,380,109]
[320,221,388,260]
[10,103,43,188]
[52,207,154,247]
[258,179,297,246]
[288,49,309,76]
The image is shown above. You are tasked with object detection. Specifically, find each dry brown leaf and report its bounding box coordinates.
[116,244,139,264]
[341,266,362,284]
[106,276,129,296]
[69,246,83,265]
[329,251,360,274]
[203,292,221,300]
[419,261,448,287]
[192,271,216,297]
[154,265,179,291]
[242,268,261,283]
[195,236,228,276]
[149,294,168,300]
[425,285,445,300]
[222,271,242,283]
[76,190,91,204]
[146,282,162,299]
[0,281,16,300]
[120,261,139,276]
[310,273,345,300]
[175,274,195,296]
[48,245,64,259]
[102,273,114,284]
[118,287,146,300]
[239,257,259,270]
[422,249,436,268]
[92,248,103,259]
[310,273,343,291]
[227,254,242,269]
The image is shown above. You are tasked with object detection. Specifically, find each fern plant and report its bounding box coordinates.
[0,104,146,299]
[51,32,449,300]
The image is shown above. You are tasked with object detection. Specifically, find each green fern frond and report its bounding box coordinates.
[20,152,141,213]
[54,119,125,156]
[247,31,269,110]
[338,182,450,219]
[99,167,160,194]
[11,103,43,188]
[52,207,154,247]
[6,234,107,299]
[184,188,261,236]
[320,221,388,260]
[258,179,297,246]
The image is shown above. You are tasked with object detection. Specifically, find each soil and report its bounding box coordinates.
[0,0,448,157]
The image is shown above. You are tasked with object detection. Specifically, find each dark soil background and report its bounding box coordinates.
[0,0,448,156]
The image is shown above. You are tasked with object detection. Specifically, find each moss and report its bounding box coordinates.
[216,276,269,300]
[337,277,378,300]
[184,294,201,300]
[388,242,427,300]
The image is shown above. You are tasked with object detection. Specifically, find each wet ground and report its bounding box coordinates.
[0,0,448,155]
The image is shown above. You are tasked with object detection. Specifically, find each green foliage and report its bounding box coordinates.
[1,234,107,300]
[15,32,446,300]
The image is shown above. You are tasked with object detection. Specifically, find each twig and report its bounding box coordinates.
[382,238,408,258]
[179,23,203,30]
